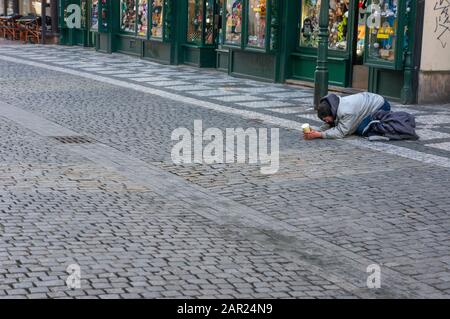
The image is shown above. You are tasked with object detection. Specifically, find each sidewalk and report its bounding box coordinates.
[0,44,449,299]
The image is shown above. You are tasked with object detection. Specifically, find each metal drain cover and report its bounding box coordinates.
[52,136,95,144]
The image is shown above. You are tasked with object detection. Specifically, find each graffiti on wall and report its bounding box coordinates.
[434,0,450,48]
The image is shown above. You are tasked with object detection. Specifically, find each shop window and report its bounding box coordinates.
[137,0,148,36]
[151,0,164,38]
[247,0,266,48]
[101,0,108,29]
[91,0,99,29]
[120,0,136,33]
[187,0,203,44]
[0,0,4,15]
[204,0,214,45]
[366,0,398,62]
[299,0,350,51]
[6,0,13,15]
[19,0,41,15]
[225,0,242,45]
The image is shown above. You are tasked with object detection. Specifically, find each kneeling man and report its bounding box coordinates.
[304,92,391,140]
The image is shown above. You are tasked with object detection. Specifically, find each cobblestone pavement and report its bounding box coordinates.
[0,44,449,299]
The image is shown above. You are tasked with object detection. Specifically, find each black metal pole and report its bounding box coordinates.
[313,0,330,109]
[41,0,46,44]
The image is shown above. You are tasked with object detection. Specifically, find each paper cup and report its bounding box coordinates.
[302,123,311,133]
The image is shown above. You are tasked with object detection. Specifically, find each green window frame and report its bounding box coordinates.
[297,0,355,56]
[120,0,137,34]
[90,0,99,30]
[363,0,406,70]
[223,0,276,53]
[117,0,171,41]
[99,0,109,32]
[186,0,216,46]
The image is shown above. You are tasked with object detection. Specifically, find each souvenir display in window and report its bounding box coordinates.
[300,0,349,51]
[216,0,224,45]
[355,0,368,63]
[367,0,398,62]
[120,0,136,33]
[187,0,203,44]
[225,0,242,45]
[151,0,163,38]
[101,0,108,29]
[247,0,266,48]
[81,0,87,29]
[91,0,99,29]
[137,0,148,36]
[205,0,214,45]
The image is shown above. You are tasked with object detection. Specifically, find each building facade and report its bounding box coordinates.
[56,0,450,104]
[1,0,59,40]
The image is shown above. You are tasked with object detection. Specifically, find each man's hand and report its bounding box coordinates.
[303,130,322,140]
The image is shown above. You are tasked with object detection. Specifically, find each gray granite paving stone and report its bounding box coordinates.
[0,44,449,299]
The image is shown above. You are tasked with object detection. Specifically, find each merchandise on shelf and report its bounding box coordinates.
[91,0,99,29]
[367,0,398,62]
[225,0,242,45]
[187,0,203,44]
[151,0,164,38]
[138,0,148,36]
[247,0,266,48]
[101,0,108,29]
[299,0,349,51]
[120,0,136,33]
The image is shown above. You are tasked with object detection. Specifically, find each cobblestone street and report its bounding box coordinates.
[0,44,449,299]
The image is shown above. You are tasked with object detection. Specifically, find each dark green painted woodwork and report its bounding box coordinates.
[363,0,407,71]
[291,53,348,87]
[369,67,404,101]
[230,50,275,81]
[216,48,229,72]
[182,45,217,68]
[143,40,172,64]
[57,0,419,102]
[115,35,142,56]
[59,0,92,47]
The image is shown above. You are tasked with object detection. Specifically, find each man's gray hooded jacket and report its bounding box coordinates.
[319,92,385,139]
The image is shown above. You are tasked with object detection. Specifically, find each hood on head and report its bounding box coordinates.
[320,93,340,119]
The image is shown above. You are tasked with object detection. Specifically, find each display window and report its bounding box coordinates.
[120,0,136,33]
[187,0,203,44]
[91,0,99,29]
[19,0,41,15]
[355,0,366,63]
[204,0,214,44]
[366,0,398,62]
[151,0,164,38]
[0,0,4,15]
[225,0,242,45]
[101,0,108,29]
[6,0,13,15]
[247,0,266,48]
[137,0,148,36]
[299,0,350,51]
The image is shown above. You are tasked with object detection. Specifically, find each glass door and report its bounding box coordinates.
[352,0,369,89]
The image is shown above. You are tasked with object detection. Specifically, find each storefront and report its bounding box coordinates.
[113,0,174,63]
[1,0,17,16]
[218,0,282,81]
[1,0,59,42]
[59,0,95,47]
[284,0,412,101]
[178,0,220,68]
[56,1,446,104]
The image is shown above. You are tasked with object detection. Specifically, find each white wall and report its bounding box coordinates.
[420,0,450,71]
